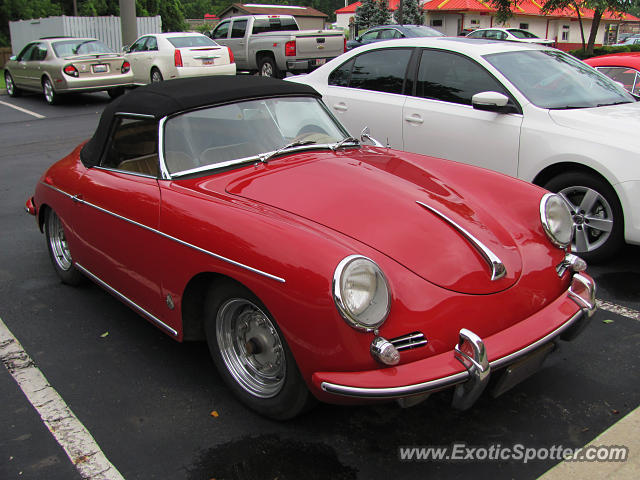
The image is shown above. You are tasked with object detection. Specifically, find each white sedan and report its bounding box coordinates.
[288,37,640,261]
[466,28,554,46]
[125,32,236,84]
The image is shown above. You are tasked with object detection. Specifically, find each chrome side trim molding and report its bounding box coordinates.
[321,309,585,398]
[416,201,506,281]
[115,112,156,120]
[75,263,178,337]
[40,182,285,283]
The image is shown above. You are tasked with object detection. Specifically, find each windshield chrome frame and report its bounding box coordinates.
[158,95,353,180]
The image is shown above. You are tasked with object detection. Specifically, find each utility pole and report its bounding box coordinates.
[119,0,138,49]
[398,0,403,25]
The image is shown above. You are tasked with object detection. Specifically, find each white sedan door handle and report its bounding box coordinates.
[404,114,424,125]
[333,103,348,112]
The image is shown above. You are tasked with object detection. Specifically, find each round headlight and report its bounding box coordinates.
[540,193,573,248]
[333,255,391,331]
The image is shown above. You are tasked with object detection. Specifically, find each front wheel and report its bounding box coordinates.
[5,71,21,97]
[44,208,84,285]
[258,56,282,79]
[544,172,624,262]
[205,283,314,419]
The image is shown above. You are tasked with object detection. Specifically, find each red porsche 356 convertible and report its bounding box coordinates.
[27,76,596,419]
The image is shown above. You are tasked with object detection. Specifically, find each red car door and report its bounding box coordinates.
[71,116,168,325]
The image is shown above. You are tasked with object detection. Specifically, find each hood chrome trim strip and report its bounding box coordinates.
[416,201,506,281]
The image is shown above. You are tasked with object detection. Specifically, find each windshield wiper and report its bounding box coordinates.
[258,140,316,163]
[596,101,632,107]
[330,136,360,151]
[548,105,588,110]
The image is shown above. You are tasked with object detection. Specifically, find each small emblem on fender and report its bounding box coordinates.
[166,295,175,310]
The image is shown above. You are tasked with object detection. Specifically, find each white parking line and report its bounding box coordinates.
[0,99,46,119]
[596,300,640,321]
[0,317,124,480]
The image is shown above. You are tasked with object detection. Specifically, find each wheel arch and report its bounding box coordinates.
[532,161,615,191]
[181,272,256,341]
[37,203,50,233]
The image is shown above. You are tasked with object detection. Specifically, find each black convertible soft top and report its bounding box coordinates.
[80,75,321,166]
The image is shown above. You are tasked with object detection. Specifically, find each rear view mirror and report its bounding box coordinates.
[471,91,516,114]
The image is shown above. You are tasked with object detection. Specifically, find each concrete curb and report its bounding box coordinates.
[538,406,639,479]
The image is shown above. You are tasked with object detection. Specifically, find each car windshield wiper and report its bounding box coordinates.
[258,140,316,163]
[330,136,360,151]
[548,105,589,110]
[596,101,633,107]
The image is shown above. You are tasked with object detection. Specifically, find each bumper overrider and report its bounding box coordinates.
[313,272,596,409]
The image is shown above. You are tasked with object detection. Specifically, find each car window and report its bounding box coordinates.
[101,117,160,177]
[329,48,412,94]
[33,43,48,61]
[252,17,298,34]
[167,36,217,48]
[403,25,444,37]
[128,37,149,53]
[508,29,538,39]
[212,21,230,39]
[467,31,484,39]
[231,20,248,39]
[145,36,158,51]
[595,66,640,95]
[361,30,380,42]
[416,49,509,106]
[485,50,635,109]
[378,29,397,40]
[16,43,35,61]
[163,97,348,176]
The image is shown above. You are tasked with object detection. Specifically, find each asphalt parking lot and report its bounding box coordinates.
[0,90,639,480]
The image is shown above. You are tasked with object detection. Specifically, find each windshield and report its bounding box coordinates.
[485,50,635,109]
[52,39,114,56]
[508,29,538,39]
[163,97,349,176]
[167,36,218,48]
[403,25,444,37]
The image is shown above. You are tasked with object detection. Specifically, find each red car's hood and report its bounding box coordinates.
[221,150,523,294]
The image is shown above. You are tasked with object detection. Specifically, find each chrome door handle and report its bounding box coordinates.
[404,115,424,125]
[333,103,347,112]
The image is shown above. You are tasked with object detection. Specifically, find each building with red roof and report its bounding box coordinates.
[335,0,639,50]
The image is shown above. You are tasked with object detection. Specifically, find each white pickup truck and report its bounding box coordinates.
[209,15,345,78]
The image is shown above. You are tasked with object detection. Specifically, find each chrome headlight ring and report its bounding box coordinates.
[540,193,573,248]
[333,255,391,332]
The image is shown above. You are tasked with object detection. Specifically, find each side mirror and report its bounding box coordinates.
[360,126,383,147]
[471,91,516,114]
[122,45,129,53]
[9,55,17,61]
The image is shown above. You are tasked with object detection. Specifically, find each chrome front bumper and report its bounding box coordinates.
[320,273,596,407]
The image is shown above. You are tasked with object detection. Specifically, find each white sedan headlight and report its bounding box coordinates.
[540,193,573,248]
[333,255,391,331]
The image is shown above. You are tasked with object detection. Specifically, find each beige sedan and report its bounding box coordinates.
[4,37,134,104]
[124,32,236,85]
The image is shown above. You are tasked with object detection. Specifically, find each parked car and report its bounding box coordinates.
[27,76,595,419]
[612,36,640,47]
[124,32,235,85]
[209,14,344,78]
[346,24,443,50]
[4,37,133,104]
[466,28,554,46]
[288,37,640,261]
[584,52,640,95]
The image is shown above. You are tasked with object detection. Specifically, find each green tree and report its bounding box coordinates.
[355,0,378,29]
[0,0,62,46]
[394,0,424,25]
[373,0,391,25]
[490,0,632,54]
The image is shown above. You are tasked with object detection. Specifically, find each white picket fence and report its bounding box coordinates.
[9,15,162,55]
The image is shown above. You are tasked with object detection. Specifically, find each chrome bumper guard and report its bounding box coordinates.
[320,273,596,405]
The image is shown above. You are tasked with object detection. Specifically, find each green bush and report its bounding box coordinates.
[570,44,640,59]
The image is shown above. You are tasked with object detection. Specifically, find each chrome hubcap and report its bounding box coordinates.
[6,75,14,95]
[48,212,72,270]
[216,299,285,398]
[261,63,273,77]
[44,81,54,103]
[558,186,613,253]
